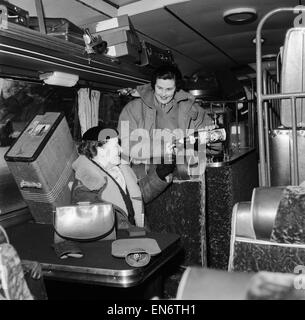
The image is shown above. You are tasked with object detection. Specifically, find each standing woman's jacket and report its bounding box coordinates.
[117,83,207,162]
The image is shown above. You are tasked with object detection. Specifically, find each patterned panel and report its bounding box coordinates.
[271,186,305,244]
[145,178,206,266]
[232,240,305,273]
[206,150,258,269]
[206,165,233,269]
[0,243,33,300]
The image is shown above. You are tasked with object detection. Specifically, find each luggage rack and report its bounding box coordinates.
[0,16,150,88]
[256,7,305,186]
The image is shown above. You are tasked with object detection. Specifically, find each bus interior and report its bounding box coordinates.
[1,0,305,301]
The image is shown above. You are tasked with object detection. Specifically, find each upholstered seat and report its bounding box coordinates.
[229,186,305,273]
[0,224,47,300]
[0,243,34,300]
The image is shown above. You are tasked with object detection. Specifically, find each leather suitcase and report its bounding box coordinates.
[4,112,78,224]
[83,14,130,35]
[269,128,305,186]
[140,41,174,68]
[0,0,29,27]
[105,42,141,63]
[29,17,84,46]
[95,29,141,48]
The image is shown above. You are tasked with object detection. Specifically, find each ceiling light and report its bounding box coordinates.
[39,71,79,87]
[223,8,257,25]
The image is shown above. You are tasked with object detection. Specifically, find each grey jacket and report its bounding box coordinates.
[118,83,206,162]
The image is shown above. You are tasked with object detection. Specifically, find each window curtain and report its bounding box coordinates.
[78,88,100,136]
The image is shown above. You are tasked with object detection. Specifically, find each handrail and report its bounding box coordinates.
[256,7,305,186]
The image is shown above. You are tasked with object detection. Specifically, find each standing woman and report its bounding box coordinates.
[117,64,208,165]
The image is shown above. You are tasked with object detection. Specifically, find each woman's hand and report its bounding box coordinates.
[117,88,140,97]
[246,271,298,300]
[165,142,177,156]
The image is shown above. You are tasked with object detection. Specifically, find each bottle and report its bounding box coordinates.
[175,128,226,151]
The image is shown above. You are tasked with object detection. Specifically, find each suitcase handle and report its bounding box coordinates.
[20,180,42,189]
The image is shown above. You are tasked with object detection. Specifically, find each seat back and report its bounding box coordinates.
[0,224,47,300]
[229,186,305,273]
[251,187,285,240]
[0,243,33,300]
[280,28,305,127]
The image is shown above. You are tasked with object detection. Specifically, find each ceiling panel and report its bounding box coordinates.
[131,9,199,46]
[136,0,300,75]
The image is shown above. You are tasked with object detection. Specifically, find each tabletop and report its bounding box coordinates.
[6,222,181,288]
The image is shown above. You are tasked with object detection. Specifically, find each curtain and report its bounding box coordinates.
[78,88,101,136]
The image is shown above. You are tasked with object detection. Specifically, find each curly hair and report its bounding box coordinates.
[77,140,106,159]
[151,64,183,91]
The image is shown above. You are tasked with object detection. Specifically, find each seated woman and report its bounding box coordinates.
[53,126,175,259]
[71,126,175,228]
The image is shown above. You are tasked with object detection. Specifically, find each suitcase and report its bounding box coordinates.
[140,41,174,68]
[4,112,78,224]
[0,0,29,27]
[280,28,305,127]
[28,17,84,46]
[84,14,130,35]
[105,42,141,63]
[269,128,305,186]
[94,29,141,48]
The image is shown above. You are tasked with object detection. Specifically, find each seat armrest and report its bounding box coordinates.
[176,267,253,300]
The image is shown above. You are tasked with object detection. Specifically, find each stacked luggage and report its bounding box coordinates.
[83,14,142,63]
[83,14,175,67]
[28,17,85,46]
[0,0,29,27]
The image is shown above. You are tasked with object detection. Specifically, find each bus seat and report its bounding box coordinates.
[229,186,305,273]
[0,224,47,300]
[280,28,305,127]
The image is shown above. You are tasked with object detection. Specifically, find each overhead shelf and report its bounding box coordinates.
[0,22,151,88]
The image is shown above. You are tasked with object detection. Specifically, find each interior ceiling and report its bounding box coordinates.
[10,0,303,77]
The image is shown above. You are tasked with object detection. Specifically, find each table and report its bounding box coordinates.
[6,222,181,292]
